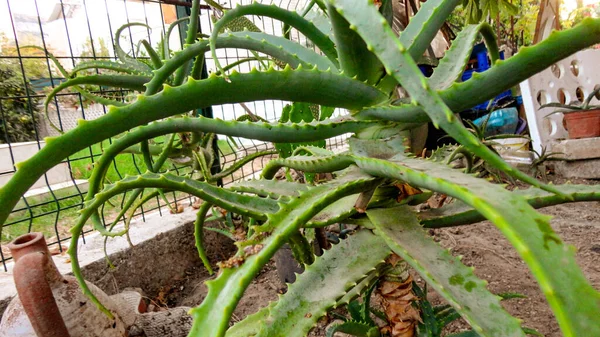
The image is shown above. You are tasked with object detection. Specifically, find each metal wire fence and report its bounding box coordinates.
[0,0,348,270]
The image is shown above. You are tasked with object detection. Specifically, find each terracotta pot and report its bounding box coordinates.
[563,109,600,139]
[0,233,126,337]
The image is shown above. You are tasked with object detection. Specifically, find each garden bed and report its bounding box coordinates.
[1,178,598,337]
[149,179,600,337]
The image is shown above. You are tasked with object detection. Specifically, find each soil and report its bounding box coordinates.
[430,200,600,336]
[156,177,600,337]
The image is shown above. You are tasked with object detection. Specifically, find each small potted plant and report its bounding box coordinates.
[542,86,600,139]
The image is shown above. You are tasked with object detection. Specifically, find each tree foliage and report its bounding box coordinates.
[0,62,40,143]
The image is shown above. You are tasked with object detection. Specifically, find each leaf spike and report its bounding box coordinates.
[43,136,57,144]
[107,106,119,114]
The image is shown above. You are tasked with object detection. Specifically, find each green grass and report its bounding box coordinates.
[69,140,151,181]
[2,187,87,243]
[218,139,238,156]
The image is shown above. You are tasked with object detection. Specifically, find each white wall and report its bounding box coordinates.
[0,141,73,190]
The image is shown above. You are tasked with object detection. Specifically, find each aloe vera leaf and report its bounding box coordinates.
[257,230,389,337]
[359,18,600,123]
[140,39,163,69]
[288,230,316,266]
[163,16,191,60]
[347,141,600,336]
[147,33,331,94]
[228,268,382,337]
[109,131,177,233]
[102,187,152,239]
[241,32,336,71]
[336,268,382,308]
[420,184,600,228]
[194,201,215,274]
[70,60,151,76]
[120,189,161,235]
[44,74,149,110]
[228,182,384,229]
[400,0,461,60]
[0,66,386,229]
[172,0,201,86]
[326,321,380,337]
[215,56,272,75]
[67,172,283,313]
[291,145,334,157]
[367,206,524,337]
[307,194,360,227]
[25,45,130,116]
[104,188,159,239]
[187,171,380,337]
[225,302,277,337]
[153,26,372,89]
[330,0,569,199]
[228,179,309,198]
[429,23,497,90]
[210,3,338,73]
[113,22,154,73]
[208,150,278,182]
[88,173,278,240]
[446,331,480,337]
[85,119,376,204]
[261,154,356,179]
[307,191,395,228]
[326,2,383,84]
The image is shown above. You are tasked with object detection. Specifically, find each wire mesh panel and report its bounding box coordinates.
[0,0,347,270]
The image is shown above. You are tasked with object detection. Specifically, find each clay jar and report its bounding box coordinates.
[0,233,126,337]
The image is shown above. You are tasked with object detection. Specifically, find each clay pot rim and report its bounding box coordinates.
[8,232,44,251]
[562,107,600,117]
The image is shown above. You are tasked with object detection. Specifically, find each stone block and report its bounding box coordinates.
[552,158,600,179]
[551,137,600,160]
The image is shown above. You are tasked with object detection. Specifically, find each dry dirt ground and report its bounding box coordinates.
[156,179,600,337]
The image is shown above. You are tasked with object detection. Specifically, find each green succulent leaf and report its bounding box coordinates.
[400,0,461,60]
[326,320,380,337]
[0,65,388,228]
[210,2,339,73]
[258,230,388,337]
[113,22,155,73]
[359,18,600,123]
[228,265,383,337]
[419,184,600,228]
[328,0,570,199]
[326,1,383,84]
[345,138,600,337]
[188,169,380,337]
[429,22,498,90]
[367,206,524,337]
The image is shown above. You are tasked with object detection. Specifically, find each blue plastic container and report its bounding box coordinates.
[473,107,519,136]
[461,44,512,111]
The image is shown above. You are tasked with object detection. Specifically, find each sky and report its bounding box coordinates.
[561,0,599,20]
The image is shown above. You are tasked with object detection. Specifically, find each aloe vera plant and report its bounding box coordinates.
[2,0,600,336]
